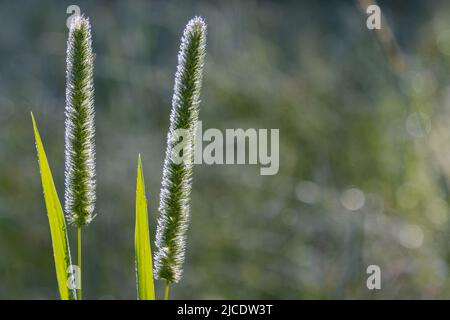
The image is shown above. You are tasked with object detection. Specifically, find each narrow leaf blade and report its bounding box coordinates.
[31,113,75,300]
[135,154,155,300]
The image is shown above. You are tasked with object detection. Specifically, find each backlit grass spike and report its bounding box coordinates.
[154,17,207,285]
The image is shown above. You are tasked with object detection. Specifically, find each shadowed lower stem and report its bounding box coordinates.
[77,226,82,300]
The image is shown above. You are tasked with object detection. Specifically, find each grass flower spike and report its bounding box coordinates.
[64,15,96,227]
[64,14,96,300]
[154,17,207,291]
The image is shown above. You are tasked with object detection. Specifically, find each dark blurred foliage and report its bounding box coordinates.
[1,0,450,299]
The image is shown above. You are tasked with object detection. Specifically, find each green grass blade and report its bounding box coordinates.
[135,154,155,300]
[31,113,75,300]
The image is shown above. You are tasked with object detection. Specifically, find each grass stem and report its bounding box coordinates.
[164,281,170,300]
[77,226,82,300]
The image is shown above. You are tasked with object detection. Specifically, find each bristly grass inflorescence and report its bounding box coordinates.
[154,17,207,284]
[64,15,96,227]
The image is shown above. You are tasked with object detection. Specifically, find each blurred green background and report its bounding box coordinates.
[1,0,450,299]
